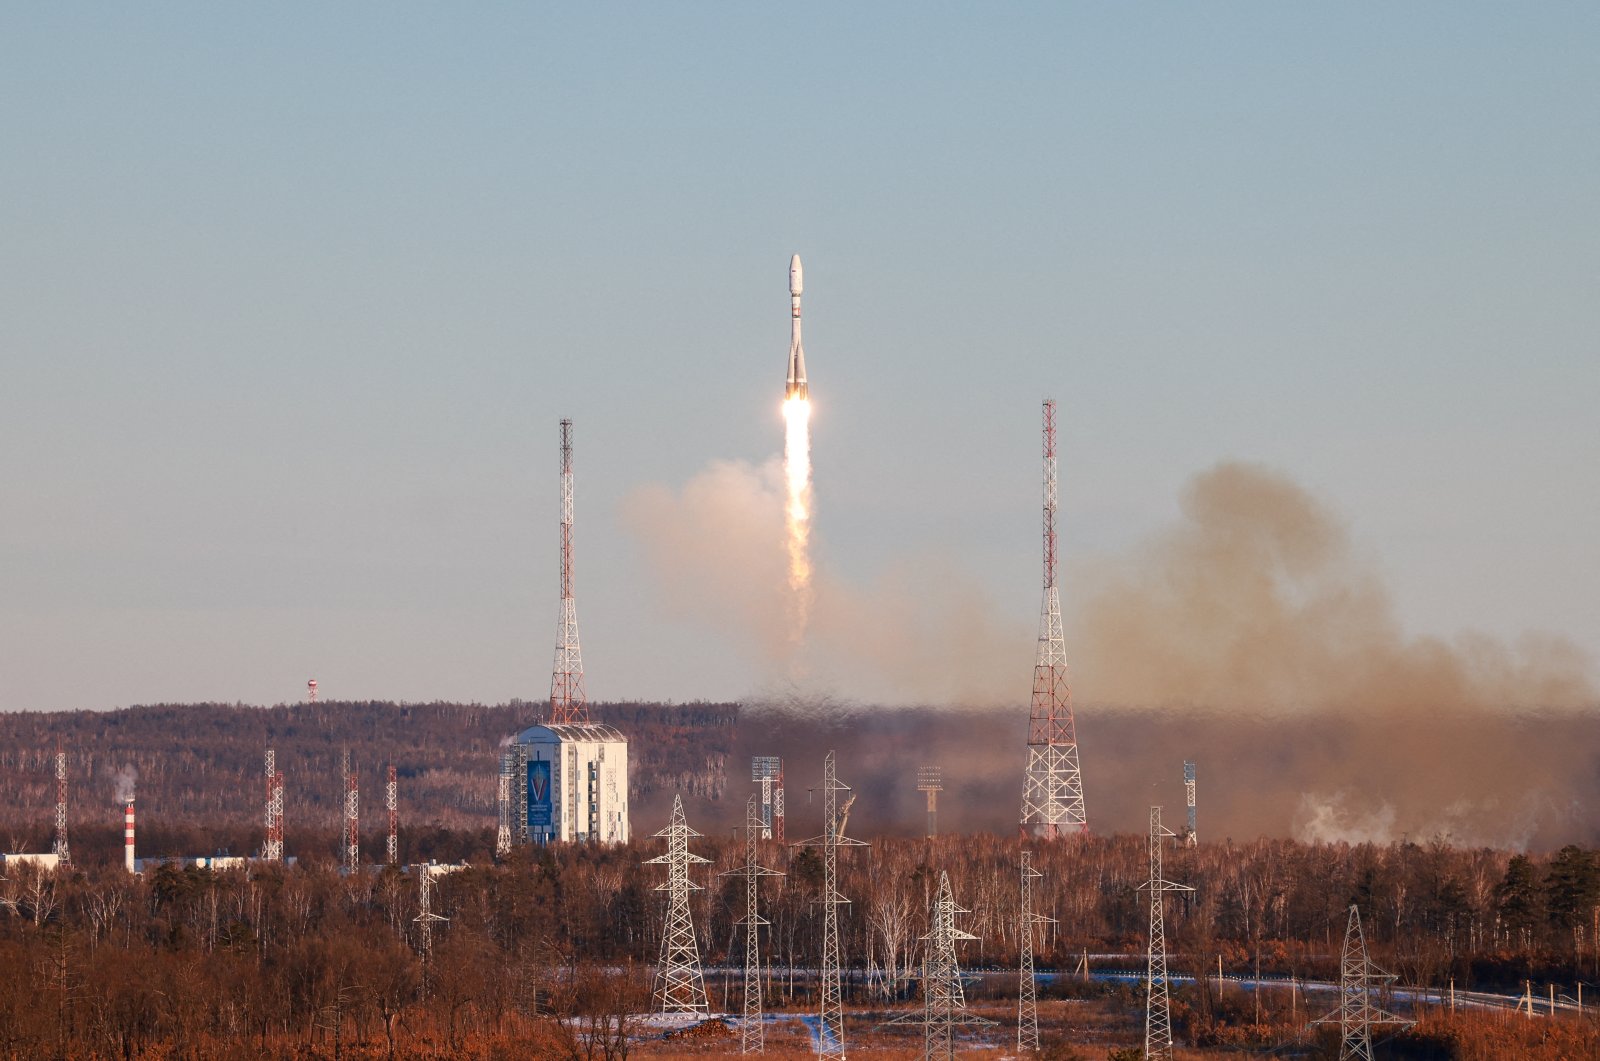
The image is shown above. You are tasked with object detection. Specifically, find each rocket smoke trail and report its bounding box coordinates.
[783,255,813,645]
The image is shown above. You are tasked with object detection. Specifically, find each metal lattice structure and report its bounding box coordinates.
[645,795,711,1015]
[795,752,869,1058]
[386,764,399,865]
[1313,905,1413,1060]
[264,748,284,861]
[414,868,448,962]
[496,752,513,857]
[753,756,783,840]
[1184,761,1197,847]
[721,796,785,1052]
[1017,850,1055,1052]
[1020,399,1087,838]
[53,748,70,867]
[919,872,991,1060]
[1140,806,1193,1061]
[550,418,589,725]
[916,766,943,838]
[307,678,317,703]
[342,750,360,874]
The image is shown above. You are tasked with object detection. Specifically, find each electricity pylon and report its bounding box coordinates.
[1313,904,1414,1060]
[721,796,784,1052]
[1018,849,1055,1052]
[1139,806,1193,1061]
[795,752,869,1058]
[645,795,711,1015]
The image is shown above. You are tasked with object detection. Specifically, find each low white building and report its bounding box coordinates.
[506,723,629,845]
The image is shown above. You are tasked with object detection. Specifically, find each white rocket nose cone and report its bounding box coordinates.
[789,254,803,296]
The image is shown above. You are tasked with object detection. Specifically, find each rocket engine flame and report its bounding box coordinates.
[783,396,813,642]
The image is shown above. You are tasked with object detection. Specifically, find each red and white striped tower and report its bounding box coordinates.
[307,678,318,703]
[263,748,284,861]
[342,750,360,874]
[386,764,398,866]
[54,747,71,867]
[549,418,589,724]
[124,797,136,873]
[1020,399,1088,838]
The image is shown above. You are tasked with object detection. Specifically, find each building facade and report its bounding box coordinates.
[507,723,629,845]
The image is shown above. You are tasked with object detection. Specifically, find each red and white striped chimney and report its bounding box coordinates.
[124,798,136,873]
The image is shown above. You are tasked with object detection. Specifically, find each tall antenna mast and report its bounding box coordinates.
[307,678,317,703]
[1020,399,1087,838]
[53,746,70,867]
[386,764,398,866]
[1017,849,1055,1052]
[795,751,869,1059]
[264,748,284,861]
[1140,807,1193,1061]
[646,795,711,1016]
[550,418,589,724]
[721,795,784,1053]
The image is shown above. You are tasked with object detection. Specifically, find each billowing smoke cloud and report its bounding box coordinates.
[621,458,1030,704]
[1070,461,1595,716]
[108,764,137,805]
[628,457,1597,848]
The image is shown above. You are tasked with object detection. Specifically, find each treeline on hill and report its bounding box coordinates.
[0,701,736,863]
[1,832,1598,1058]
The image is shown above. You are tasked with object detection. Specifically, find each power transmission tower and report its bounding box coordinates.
[1313,904,1413,1060]
[645,794,711,1016]
[916,766,942,838]
[496,751,513,858]
[413,868,448,966]
[1140,806,1193,1061]
[920,872,992,1059]
[550,418,589,724]
[1020,399,1087,838]
[1017,849,1055,1052]
[53,747,70,868]
[263,748,284,861]
[386,764,398,866]
[795,751,869,1059]
[721,796,784,1052]
[1183,761,1198,847]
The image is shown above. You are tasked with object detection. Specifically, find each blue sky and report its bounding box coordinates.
[1,5,1596,711]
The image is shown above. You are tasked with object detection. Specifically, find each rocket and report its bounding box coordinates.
[785,254,808,400]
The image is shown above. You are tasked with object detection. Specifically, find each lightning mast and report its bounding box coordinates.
[386,764,398,866]
[646,795,711,1016]
[550,418,589,725]
[1140,806,1193,1061]
[722,795,784,1052]
[1017,849,1055,1052]
[342,750,360,874]
[264,748,284,862]
[1020,399,1087,837]
[795,751,869,1059]
[53,747,70,868]
[753,756,781,840]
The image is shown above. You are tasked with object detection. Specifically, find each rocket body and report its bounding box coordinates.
[785,254,808,400]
